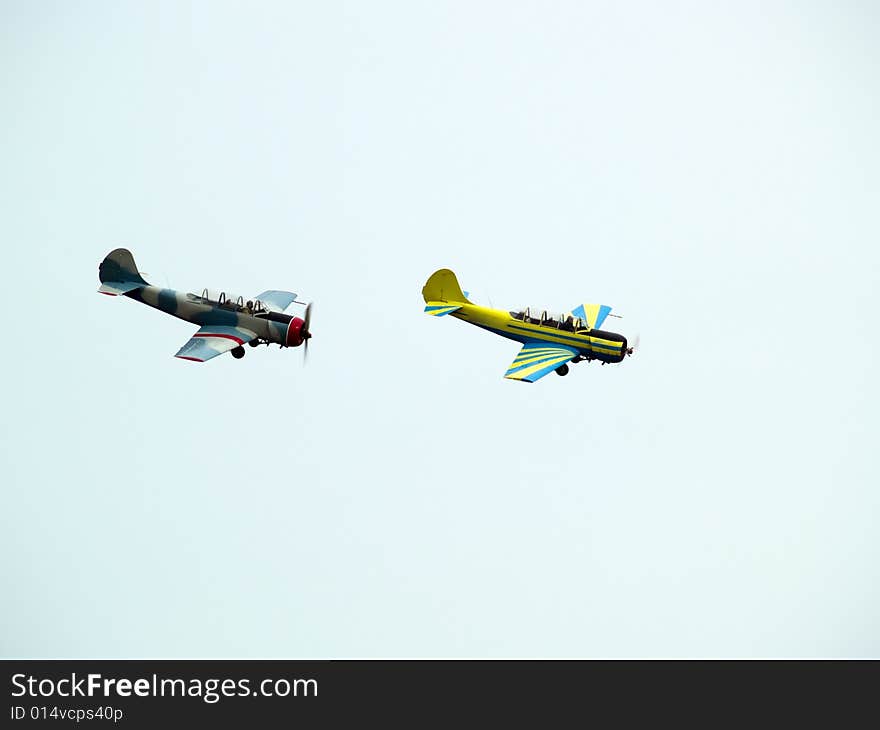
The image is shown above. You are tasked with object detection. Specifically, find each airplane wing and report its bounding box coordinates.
[174,325,258,363]
[570,303,613,329]
[254,290,297,312]
[504,342,579,383]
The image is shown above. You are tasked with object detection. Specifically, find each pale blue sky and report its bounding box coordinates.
[2,0,878,657]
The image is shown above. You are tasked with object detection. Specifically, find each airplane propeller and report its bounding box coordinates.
[626,333,640,357]
[302,302,313,364]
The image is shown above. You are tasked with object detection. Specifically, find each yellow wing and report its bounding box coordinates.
[504,343,579,383]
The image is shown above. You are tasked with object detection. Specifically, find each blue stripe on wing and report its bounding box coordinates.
[571,303,613,330]
[504,343,579,383]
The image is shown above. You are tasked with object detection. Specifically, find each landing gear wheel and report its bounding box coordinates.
[555,364,569,376]
[231,346,245,359]
[248,339,261,348]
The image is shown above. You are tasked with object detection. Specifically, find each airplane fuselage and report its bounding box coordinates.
[449,302,627,363]
[123,286,295,346]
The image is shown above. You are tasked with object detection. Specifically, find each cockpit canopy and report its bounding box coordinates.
[187,289,270,315]
[509,307,586,331]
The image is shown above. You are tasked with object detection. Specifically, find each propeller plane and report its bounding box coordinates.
[422,268,635,383]
[98,248,313,363]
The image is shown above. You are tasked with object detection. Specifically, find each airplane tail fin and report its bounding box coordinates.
[422,268,472,316]
[422,269,472,305]
[98,248,149,295]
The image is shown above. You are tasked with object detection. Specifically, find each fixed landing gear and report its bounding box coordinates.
[231,346,245,359]
[248,339,261,348]
[555,364,569,376]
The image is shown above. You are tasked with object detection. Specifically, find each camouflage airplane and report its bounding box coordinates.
[98,248,312,363]
[422,268,635,383]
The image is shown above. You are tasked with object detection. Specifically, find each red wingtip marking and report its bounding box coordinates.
[175,356,204,362]
[192,333,245,345]
[100,292,117,296]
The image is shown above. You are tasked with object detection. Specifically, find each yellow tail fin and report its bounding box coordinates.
[421,269,471,304]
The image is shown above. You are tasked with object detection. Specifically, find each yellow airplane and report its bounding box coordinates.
[422,268,634,383]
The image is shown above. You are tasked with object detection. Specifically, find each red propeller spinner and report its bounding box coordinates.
[284,302,313,362]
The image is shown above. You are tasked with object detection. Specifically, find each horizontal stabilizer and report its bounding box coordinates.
[424,302,462,316]
[571,303,612,330]
[98,281,144,296]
